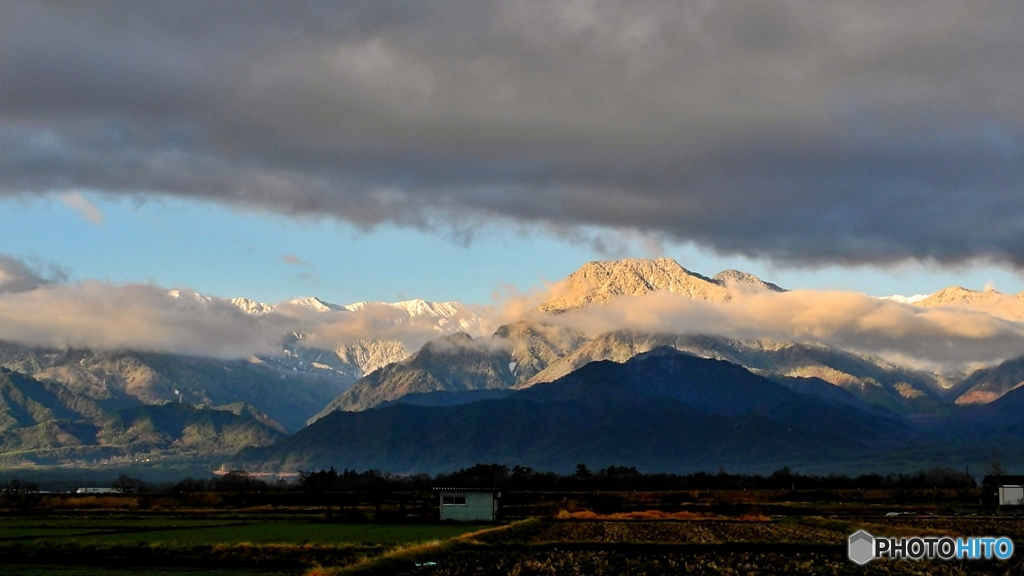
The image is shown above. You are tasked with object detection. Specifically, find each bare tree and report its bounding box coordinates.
[984,456,1006,479]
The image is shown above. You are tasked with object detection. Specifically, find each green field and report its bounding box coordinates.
[0,515,493,575]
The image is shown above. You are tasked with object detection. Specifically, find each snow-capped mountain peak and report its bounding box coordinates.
[344,298,465,318]
[342,299,480,332]
[230,297,275,314]
[226,292,477,328]
[167,289,213,304]
[285,296,346,312]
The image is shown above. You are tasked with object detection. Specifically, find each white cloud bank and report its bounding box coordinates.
[525,290,1024,370]
[0,281,295,359]
[1,255,1022,370]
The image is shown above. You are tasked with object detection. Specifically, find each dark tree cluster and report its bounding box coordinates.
[28,465,972,497]
[292,464,976,493]
[112,474,148,494]
[296,468,430,493]
[1,479,40,493]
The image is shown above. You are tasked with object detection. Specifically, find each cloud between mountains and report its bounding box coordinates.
[534,290,1024,370]
[0,256,473,359]
[1,255,1022,370]
[3,2,1024,266]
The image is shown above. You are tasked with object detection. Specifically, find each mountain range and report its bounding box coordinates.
[3,257,1024,473]
[0,367,283,465]
[0,341,340,433]
[173,290,482,381]
[236,348,910,473]
[311,322,586,419]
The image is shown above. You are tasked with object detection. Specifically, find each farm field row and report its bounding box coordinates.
[0,517,487,546]
[529,519,848,544]
[315,517,1024,575]
[348,547,1024,576]
[6,511,1024,575]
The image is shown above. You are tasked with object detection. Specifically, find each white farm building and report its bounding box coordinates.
[983,475,1024,506]
[434,487,500,521]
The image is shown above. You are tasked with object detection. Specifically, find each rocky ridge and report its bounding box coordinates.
[538,257,784,313]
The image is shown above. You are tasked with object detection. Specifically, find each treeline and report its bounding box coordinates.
[293,463,976,493]
[0,473,288,495]
[4,464,977,495]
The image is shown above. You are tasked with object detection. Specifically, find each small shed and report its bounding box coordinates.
[434,487,500,521]
[982,475,1024,506]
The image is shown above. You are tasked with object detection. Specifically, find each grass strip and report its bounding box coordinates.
[322,520,541,576]
[0,522,249,542]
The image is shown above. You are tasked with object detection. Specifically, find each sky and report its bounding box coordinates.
[2,191,1022,306]
[2,1,1024,366]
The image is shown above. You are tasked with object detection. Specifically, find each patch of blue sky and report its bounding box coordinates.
[0,194,596,305]
[2,193,1020,306]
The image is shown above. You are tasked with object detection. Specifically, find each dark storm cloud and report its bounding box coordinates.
[0,254,66,293]
[3,1,1024,265]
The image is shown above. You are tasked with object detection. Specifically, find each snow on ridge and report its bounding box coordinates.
[285,296,346,312]
[167,289,213,304]
[231,297,274,314]
[880,294,930,304]
[343,298,467,318]
[225,293,480,337]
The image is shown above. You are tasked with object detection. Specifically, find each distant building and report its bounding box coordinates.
[434,487,500,521]
[982,475,1024,505]
[75,487,123,494]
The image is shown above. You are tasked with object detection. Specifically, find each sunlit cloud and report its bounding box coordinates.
[1,249,1022,371]
[0,281,296,358]
[59,192,104,225]
[281,253,312,266]
[0,255,485,358]
[523,290,1024,370]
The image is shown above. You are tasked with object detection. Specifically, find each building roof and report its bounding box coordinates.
[982,475,1024,486]
[432,486,500,493]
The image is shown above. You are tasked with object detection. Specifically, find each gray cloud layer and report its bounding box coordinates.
[3,2,1024,265]
[0,255,65,293]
